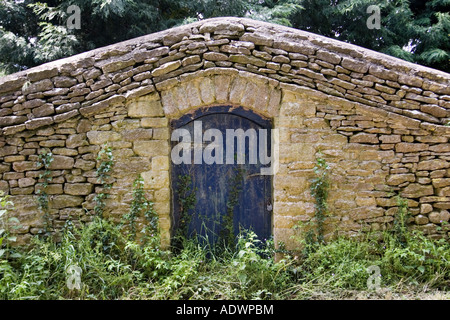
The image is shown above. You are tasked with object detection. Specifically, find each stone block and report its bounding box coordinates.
[50,195,84,209]
[127,93,164,117]
[133,140,169,157]
[64,183,93,195]
[142,170,169,189]
[401,183,434,198]
[141,117,168,128]
[49,155,75,170]
[86,131,121,145]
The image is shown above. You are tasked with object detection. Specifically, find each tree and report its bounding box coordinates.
[289,0,450,72]
[0,0,195,74]
[0,0,449,75]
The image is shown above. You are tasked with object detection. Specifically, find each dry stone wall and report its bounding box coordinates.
[0,17,449,249]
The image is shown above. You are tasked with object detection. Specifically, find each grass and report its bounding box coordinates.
[1,212,450,300]
[1,178,450,300]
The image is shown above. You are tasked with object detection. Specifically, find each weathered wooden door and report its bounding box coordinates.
[171,106,272,246]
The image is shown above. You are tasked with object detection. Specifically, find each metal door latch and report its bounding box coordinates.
[266,200,273,212]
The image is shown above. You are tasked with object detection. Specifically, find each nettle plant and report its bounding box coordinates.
[122,175,159,243]
[94,144,114,218]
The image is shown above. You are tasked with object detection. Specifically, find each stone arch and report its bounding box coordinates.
[1,17,450,248]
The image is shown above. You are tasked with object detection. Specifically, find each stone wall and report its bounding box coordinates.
[0,17,449,249]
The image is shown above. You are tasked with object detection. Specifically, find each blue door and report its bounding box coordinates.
[171,106,273,247]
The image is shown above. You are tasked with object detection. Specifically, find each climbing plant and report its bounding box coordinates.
[308,153,330,245]
[173,174,197,248]
[123,175,159,244]
[36,149,54,235]
[94,144,114,219]
[219,167,244,248]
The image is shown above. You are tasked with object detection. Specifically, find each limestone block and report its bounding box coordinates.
[183,80,202,108]
[417,159,450,171]
[214,74,232,103]
[133,140,169,157]
[401,183,434,198]
[350,133,378,144]
[241,81,269,111]
[86,131,121,145]
[152,60,181,77]
[395,143,429,153]
[141,117,169,128]
[386,174,416,186]
[151,156,170,171]
[127,93,164,117]
[199,77,215,105]
[279,143,316,163]
[229,76,247,104]
[122,128,153,141]
[142,170,169,189]
[160,90,180,117]
[50,195,84,209]
[64,183,93,195]
[49,155,75,170]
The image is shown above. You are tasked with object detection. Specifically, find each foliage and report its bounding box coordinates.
[122,175,158,243]
[391,195,411,247]
[94,144,114,219]
[1,0,447,74]
[36,149,54,235]
[219,167,244,248]
[308,154,330,245]
[173,174,197,248]
[290,0,450,72]
[1,208,450,299]
[0,191,20,261]
[0,213,297,300]
[296,235,380,290]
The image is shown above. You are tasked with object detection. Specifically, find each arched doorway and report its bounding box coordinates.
[170,106,273,246]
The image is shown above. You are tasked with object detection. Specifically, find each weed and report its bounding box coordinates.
[122,175,158,244]
[309,153,330,244]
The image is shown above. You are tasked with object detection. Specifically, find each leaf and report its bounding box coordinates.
[238,273,247,283]
[418,266,425,274]
[6,236,16,242]
[7,217,20,224]
[9,252,22,259]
